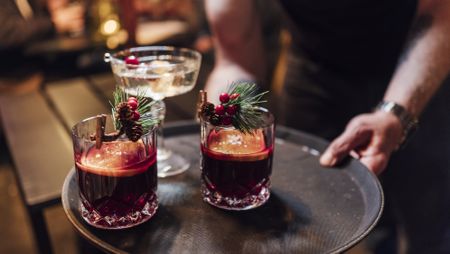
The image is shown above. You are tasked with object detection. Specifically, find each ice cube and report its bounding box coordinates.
[152,73,175,94]
[83,141,146,170]
[208,129,265,155]
[149,60,172,74]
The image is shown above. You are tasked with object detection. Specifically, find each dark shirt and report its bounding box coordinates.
[279,0,417,79]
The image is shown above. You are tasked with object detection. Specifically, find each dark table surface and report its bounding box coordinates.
[62,121,383,254]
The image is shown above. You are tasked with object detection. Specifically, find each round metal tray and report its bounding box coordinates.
[62,121,383,254]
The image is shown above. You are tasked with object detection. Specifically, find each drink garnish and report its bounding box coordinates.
[198,81,268,133]
[90,88,159,147]
[125,55,139,65]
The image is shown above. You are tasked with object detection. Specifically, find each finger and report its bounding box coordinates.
[349,150,360,159]
[360,153,388,175]
[320,125,371,167]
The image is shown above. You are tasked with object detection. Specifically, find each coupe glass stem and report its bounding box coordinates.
[151,100,171,161]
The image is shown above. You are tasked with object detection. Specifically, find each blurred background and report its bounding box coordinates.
[0,0,212,81]
[0,1,212,253]
[0,0,373,253]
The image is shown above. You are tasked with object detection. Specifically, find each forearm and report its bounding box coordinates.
[384,0,450,118]
[204,0,266,99]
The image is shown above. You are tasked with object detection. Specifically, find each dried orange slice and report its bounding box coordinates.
[205,129,271,161]
[77,141,156,177]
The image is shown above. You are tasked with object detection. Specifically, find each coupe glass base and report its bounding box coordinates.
[157,150,190,177]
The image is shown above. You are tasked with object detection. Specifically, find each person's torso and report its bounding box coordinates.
[278,0,418,78]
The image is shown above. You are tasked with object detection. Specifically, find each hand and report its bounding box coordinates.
[319,111,404,175]
[50,3,85,35]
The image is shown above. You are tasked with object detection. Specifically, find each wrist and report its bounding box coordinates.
[374,101,419,147]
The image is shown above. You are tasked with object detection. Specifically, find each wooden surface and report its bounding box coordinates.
[0,92,73,208]
[46,78,110,129]
[0,73,198,209]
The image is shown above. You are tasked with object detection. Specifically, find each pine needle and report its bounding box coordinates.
[110,87,159,133]
[226,81,268,134]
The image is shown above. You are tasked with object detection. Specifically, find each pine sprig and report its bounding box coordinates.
[228,82,268,133]
[199,81,268,134]
[110,89,123,129]
[225,82,268,105]
[110,88,159,136]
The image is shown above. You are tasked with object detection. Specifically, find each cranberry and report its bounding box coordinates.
[230,93,240,100]
[125,55,139,65]
[226,104,238,115]
[132,111,140,121]
[127,99,138,110]
[219,93,230,103]
[221,116,232,125]
[215,104,225,115]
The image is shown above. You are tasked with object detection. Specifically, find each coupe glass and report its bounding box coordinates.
[105,46,201,177]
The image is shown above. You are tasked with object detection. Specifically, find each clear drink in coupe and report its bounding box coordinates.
[72,115,158,229]
[113,57,199,100]
[106,46,202,177]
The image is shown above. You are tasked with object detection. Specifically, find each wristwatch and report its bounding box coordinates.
[375,101,419,147]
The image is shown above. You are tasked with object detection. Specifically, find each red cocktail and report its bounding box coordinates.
[200,109,275,210]
[72,115,158,229]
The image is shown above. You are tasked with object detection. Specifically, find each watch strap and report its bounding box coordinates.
[375,101,419,146]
